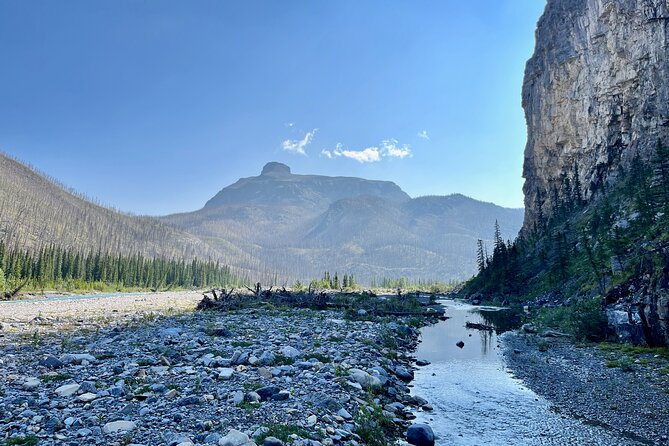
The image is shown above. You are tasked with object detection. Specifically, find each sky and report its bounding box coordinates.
[0,1,547,215]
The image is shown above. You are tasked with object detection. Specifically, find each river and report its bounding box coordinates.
[410,300,645,445]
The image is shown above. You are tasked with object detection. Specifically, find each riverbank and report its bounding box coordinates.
[0,291,203,333]
[502,331,669,445]
[0,297,433,446]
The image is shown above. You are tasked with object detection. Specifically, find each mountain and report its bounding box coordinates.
[204,162,410,211]
[522,0,669,233]
[0,153,524,283]
[0,152,218,261]
[161,163,524,282]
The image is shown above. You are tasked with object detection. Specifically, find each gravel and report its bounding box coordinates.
[0,295,429,446]
[502,331,669,445]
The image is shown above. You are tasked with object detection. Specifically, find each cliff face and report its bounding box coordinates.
[522,0,669,232]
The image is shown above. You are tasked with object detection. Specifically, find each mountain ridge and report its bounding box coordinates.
[0,154,524,282]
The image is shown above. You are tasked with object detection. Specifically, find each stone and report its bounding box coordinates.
[271,390,290,401]
[78,392,97,403]
[102,420,137,434]
[54,383,80,397]
[407,424,435,446]
[258,351,276,365]
[415,360,430,367]
[258,367,273,379]
[76,428,92,437]
[521,324,536,334]
[218,368,234,380]
[263,437,284,446]
[79,381,97,393]
[23,377,41,390]
[59,353,96,365]
[230,391,244,405]
[348,369,382,390]
[456,341,465,348]
[178,395,201,406]
[245,391,261,403]
[306,414,318,426]
[336,408,352,420]
[160,327,182,337]
[218,429,256,446]
[39,355,64,369]
[394,366,414,382]
[256,385,280,401]
[279,346,301,359]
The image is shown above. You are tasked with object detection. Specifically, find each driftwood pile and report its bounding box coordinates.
[197,283,446,318]
[196,283,329,311]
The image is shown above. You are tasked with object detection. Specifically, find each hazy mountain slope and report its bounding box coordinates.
[302,194,523,280]
[0,152,219,260]
[162,163,524,282]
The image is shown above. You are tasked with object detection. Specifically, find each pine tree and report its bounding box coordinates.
[476,239,486,273]
[571,161,583,206]
[652,139,669,207]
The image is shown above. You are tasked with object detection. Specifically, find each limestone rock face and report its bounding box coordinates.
[522,0,669,232]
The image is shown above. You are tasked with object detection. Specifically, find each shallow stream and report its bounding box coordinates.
[410,300,645,445]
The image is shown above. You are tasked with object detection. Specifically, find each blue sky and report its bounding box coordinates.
[0,1,546,215]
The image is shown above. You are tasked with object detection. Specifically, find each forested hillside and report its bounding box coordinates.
[0,153,218,260]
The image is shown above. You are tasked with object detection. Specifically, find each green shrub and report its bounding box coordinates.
[256,423,309,444]
[536,298,606,341]
[355,403,396,446]
[4,436,38,446]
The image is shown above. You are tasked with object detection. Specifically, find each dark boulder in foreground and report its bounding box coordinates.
[407,424,435,446]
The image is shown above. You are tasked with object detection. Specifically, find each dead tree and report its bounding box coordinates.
[3,278,29,300]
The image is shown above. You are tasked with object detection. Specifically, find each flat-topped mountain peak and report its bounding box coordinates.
[261,162,291,176]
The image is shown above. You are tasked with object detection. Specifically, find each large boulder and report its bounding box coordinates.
[348,369,382,390]
[606,306,646,345]
[407,424,435,446]
[218,429,256,446]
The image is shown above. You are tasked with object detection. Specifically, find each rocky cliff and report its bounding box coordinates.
[522,0,669,232]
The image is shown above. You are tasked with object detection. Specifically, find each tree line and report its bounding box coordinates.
[0,240,243,293]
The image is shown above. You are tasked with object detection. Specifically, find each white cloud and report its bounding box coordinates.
[337,147,381,163]
[323,139,411,163]
[285,122,295,128]
[381,139,412,159]
[281,128,317,155]
[417,130,429,140]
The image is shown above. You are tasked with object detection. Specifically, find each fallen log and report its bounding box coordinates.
[465,322,494,331]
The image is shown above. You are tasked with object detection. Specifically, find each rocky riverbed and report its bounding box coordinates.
[0,296,434,446]
[503,331,669,445]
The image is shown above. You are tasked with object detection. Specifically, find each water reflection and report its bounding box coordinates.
[410,300,644,446]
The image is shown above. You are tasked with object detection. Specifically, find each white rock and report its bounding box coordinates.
[306,414,318,426]
[24,377,41,390]
[218,368,234,380]
[103,420,137,434]
[218,429,256,446]
[348,369,382,390]
[78,392,97,403]
[279,346,301,359]
[59,353,97,364]
[54,383,80,397]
